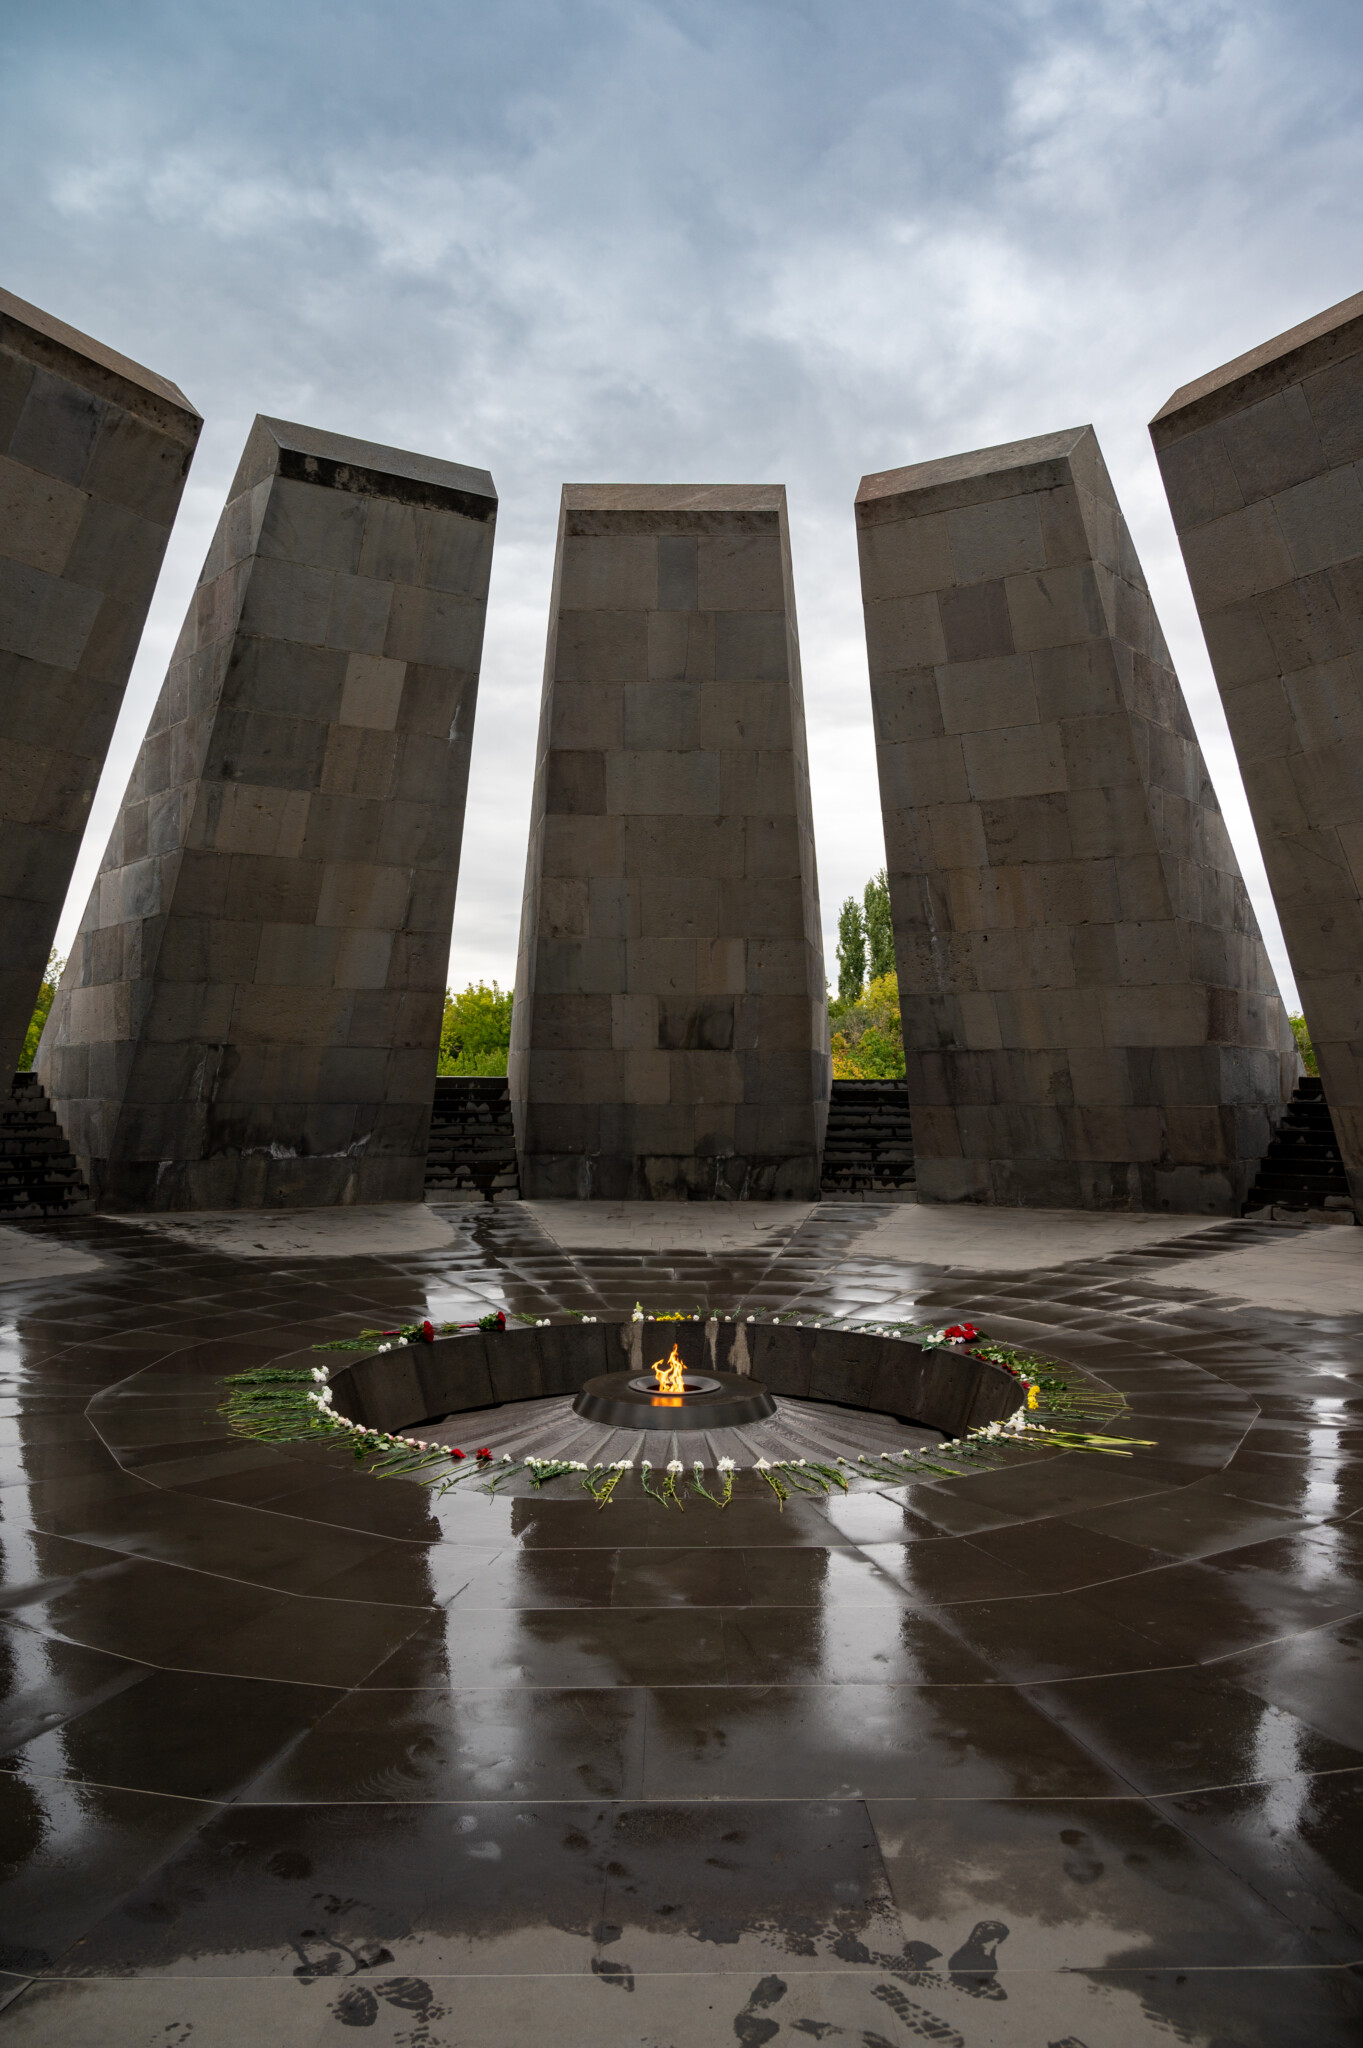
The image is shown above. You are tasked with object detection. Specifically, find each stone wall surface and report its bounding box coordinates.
[38,416,495,1209]
[1152,290,1363,1212]
[0,286,200,1075]
[510,484,829,1199]
[857,424,1296,1212]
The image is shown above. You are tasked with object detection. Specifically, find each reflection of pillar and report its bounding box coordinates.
[1152,291,1363,1213]
[0,287,200,1075]
[511,486,829,1199]
[857,425,1295,1211]
[39,417,495,1209]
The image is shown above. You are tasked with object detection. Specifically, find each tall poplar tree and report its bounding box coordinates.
[836,897,866,1003]
[863,869,895,982]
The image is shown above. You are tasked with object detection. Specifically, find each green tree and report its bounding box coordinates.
[863,868,895,982]
[20,950,62,1071]
[1289,1012,1317,1076]
[836,897,866,1004]
[830,970,905,1078]
[439,981,513,1076]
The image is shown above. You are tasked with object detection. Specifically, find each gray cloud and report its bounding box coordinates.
[3,0,1361,1000]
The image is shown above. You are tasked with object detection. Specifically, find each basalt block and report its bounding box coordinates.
[39,416,495,1209]
[510,485,829,1199]
[1152,290,1363,1213]
[856,425,1295,1212]
[0,286,200,1075]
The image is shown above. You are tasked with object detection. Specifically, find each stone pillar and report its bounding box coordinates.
[38,416,495,1209]
[0,286,200,1074]
[1152,290,1363,1212]
[510,484,829,1199]
[856,425,1296,1211]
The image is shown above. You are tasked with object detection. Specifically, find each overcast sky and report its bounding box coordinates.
[4,0,1362,1007]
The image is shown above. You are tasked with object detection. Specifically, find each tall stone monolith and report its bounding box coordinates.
[510,485,829,1199]
[1152,289,1363,1213]
[0,286,200,1074]
[857,425,1296,1211]
[38,416,495,1208]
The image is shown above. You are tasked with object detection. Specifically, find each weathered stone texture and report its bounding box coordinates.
[511,485,829,1198]
[0,287,200,1074]
[39,417,495,1209]
[857,425,1296,1212]
[1153,290,1363,1212]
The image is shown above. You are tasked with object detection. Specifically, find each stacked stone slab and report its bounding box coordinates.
[1152,290,1363,1214]
[856,425,1296,1210]
[510,484,829,1199]
[39,416,495,1209]
[0,286,200,1076]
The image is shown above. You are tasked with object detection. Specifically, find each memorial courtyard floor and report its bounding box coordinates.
[1,1195,1362,2045]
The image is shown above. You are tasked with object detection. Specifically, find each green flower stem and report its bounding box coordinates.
[640,1465,669,1506]
[526,1460,577,1489]
[776,1462,829,1496]
[810,1462,850,1491]
[691,1464,729,1508]
[755,1466,788,1508]
[583,1465,628,1507]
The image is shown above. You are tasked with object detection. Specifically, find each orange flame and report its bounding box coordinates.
[652,1341,686,1394]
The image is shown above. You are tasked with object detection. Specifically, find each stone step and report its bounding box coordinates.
[424,1077,519,1201]
[821,1078,914,1194]
[1244,1076,1354,1218]
[0,1075,93,1214]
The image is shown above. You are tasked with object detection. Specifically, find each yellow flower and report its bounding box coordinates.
[1027,1385,1039,1409]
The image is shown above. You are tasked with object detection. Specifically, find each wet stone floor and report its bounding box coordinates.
[0,1197,1361,2045]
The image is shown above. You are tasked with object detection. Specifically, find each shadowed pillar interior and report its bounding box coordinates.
[38,416,495,1209]
[856,424,1296,1212]
[510,484,829,1199]
[1152,289,1363,1214]
[0,285,201,1075]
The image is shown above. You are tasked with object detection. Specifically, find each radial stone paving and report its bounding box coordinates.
[0,1199,1361,2045]
[38,416,496,1211]
[857,425,1296,1213]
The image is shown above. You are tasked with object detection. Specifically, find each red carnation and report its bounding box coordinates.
[421,1319,435,1342]
[944,1322,979,1343]
[476,1447,492,1460]
[448,1447,465,1460]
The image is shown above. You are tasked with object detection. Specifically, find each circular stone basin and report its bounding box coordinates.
[574,1369,776,1431]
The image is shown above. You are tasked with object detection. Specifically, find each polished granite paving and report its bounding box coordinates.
[0,1199,1361,2044]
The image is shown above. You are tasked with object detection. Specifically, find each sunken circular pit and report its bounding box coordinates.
[319,1314,1026,1482]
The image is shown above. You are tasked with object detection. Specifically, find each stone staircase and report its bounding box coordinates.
[422,1075,919,1206]
[424,1076,520,1202]
[820,1078,915,1199]
[0,1073,92,1217]
[1245,1076,1354,1221]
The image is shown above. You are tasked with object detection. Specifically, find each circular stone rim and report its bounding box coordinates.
[626,1373,721,1395]
[573,1368,776,1431]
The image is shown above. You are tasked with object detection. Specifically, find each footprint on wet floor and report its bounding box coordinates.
[591,1956,635,1992]
[734,1973,787,2045]
[330,1978,446,2030]
[1059,1827,1105,1885]
[947,1918,1009,2000]
[872,1981,964,2045]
